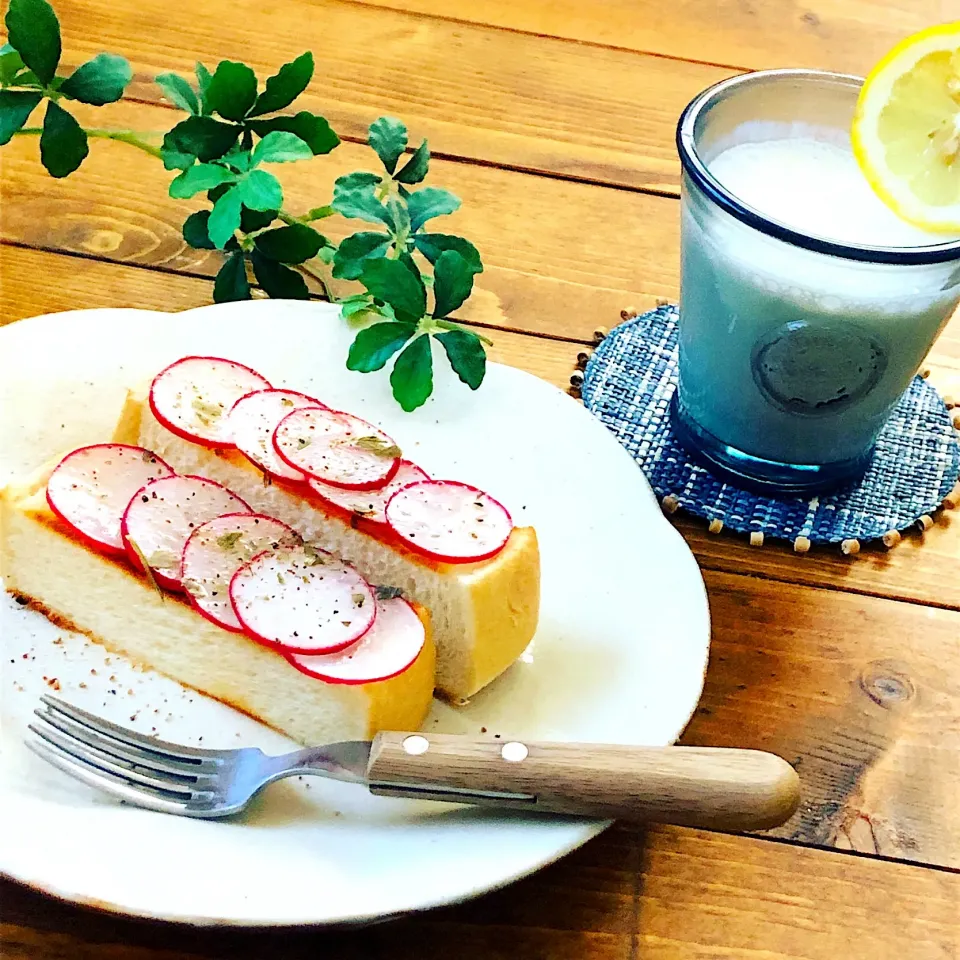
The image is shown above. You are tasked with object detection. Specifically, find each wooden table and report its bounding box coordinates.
[3,1,960,956]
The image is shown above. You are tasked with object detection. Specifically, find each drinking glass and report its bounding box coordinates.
[671,70,960,494]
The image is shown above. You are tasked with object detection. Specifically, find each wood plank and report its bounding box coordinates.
[0,98,676,337]
[349,0,960,76]
[2,826,958,960]
[684,569,960,868]
[54,0,732,193]
[0,246,580,387]
[3,246,960,870]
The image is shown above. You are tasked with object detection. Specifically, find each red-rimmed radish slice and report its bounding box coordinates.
[149,356,271,447]
[309,460,430,524]
[273,407,401,491]
[385,480,513,563]
[288,597,425,684]
[121,475,251,590]
[228,389,326,481]
[45,444,174,555]
[181,513,302,632]
[229,544,376,654]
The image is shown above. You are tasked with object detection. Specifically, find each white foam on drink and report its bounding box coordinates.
[709,136,957,248]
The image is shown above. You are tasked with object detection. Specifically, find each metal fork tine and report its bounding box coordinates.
[29,717,209,796]
[34,706,214,779]
[40,694,224,764]
[33,707,217,782]
[25,737,196,817]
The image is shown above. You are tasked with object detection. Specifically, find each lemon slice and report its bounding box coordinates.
[852,23,960,233]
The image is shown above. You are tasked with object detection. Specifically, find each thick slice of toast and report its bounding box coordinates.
[117,390,540,701]
[0,475,436,744]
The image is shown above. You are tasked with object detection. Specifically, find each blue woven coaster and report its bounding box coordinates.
[582,305,960,548]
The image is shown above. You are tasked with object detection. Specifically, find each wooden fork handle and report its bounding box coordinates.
[367,734,800,831]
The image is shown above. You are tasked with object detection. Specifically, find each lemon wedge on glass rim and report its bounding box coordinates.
[852,22,960,234]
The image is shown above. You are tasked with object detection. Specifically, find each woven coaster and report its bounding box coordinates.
[581,304,960,551]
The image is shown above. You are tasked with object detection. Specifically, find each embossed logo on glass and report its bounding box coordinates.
[751,319,888,417]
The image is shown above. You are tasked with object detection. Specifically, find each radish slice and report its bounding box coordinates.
[288,597,425,684]
[309,460,430,524]
[228,389,326,481]
[121,475,252,590]
[149,356,271,447]
[229,544,377,654]
[45,444,174,556]
[385,480,513,563]
[181,513,302,632]
[273,407,401,491]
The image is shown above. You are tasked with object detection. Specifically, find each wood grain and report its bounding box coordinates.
[52,0,733,193]
[684,569,960,868]
[0,246,580,385]
[3,245,960,871]
[368,735,800,829]
[0,98,677,336]
[349,0,960,75]
[3,825,959,960]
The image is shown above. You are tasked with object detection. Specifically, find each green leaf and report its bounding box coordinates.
[39,100,87,177]
[168,163,235,199]
[347,321,416,372]
[339,294,375,319]
[435,329,486,390]
[390,335,433,412]
[58,53,131,105]
[156,72,199,115]
[161,116,238,170]
[219,143,251,172]
[431,250,475,318]
[208,185,243,248]
[236,168,282,211]
[332,231,391,280]
[0,90,41,144]
[182,210,215,249]
[332,172,391,226]
[5,0,60,86]
[254,223,325,263]
[0,45,26,86]
[195,61,212,113]
[368,116,407,174]
[213,252,251,302]
[248,52,313,117]
[247,111,339,155]
[251,250,310,299]
[395,139,429,184]
[407,187,460,232]
[250,130,312,165]
[360,257,426,324]
[204,60,257,121]
[239,206,276,232]
[413,233,482,273]
[385,195,410,237]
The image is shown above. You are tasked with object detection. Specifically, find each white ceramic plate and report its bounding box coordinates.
[0,300,710,926]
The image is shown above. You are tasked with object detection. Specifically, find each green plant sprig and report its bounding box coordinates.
[0,0,489,412]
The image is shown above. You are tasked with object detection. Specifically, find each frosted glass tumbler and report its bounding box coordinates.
[671,70,960,494]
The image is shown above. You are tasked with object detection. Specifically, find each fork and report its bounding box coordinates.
[27,695,801,829]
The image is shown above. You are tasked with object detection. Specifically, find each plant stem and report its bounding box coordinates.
[294,259,335,303]
[279,206,334,225]
[16,127,163,158]
[432,317,494,345]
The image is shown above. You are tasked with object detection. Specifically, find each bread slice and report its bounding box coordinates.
[116,389,540,701]
[0,470,436,744]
